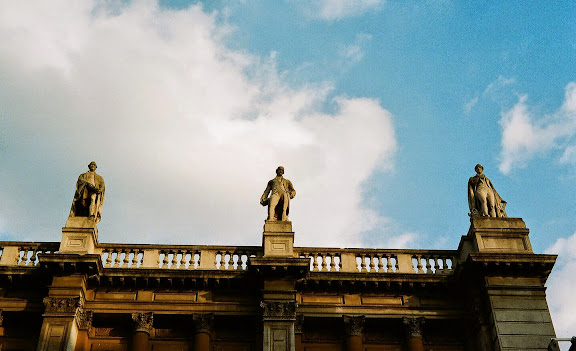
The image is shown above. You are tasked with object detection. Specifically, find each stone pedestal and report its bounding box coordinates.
[262,221,294,257]
[59,217,99,254]
[459,217,532,261]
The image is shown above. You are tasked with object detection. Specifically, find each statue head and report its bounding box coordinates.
[474,163,483,174]
[276,166,285,177]
[88,161,97,171]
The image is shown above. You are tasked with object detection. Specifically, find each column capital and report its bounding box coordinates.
[260,301,297,321]
[192,313,214,334]
[343,315,365,337]
[76,309,93,331]
[132,312,153,334]
[294,314,304,334]
[403,317,425,339]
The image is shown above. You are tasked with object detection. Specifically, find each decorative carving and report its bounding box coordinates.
[43,297,83,314]
[132,312,153,334]
[468,164,507,218]
[0,309,3,327]
[294,314,304,334]
[260,301,297,320]
[260,166,296,221]
[192,313,214,334]
[403,317,425,339]
[76,309,93,330]
[70,161,105,222]
[343,315,364,336]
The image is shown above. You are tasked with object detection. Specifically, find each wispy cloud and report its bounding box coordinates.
[498,82,576,174]
[463,75,515,114]
[337,33,372,70]
[0,1,398,247]
[295,0,384,21]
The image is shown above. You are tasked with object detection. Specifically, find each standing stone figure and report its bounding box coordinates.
[468,164,507,218]
[260,166,296,221]
[69,161,105,222]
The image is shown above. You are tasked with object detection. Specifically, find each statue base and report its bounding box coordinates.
[458,217,533,260]
[262,221,294,258]
[59,216,99,254]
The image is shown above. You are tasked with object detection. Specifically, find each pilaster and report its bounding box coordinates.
[343,315,364,351]
[403,317,425,351]
[192,313,214,351]
[131,312,153,351]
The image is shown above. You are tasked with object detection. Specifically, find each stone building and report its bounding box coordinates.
[0,216,557,351]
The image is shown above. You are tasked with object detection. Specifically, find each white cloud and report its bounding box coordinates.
[338,33,372,69]
[498,82,576,174]
[0,1,397,248]
[463,75,515,114]
[296,0,384,21]
[546,232,576,339]
[463,96,478,114]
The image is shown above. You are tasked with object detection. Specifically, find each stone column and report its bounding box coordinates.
[294,314,304,351]
[192,313,214,351]
[37,296,83,351]
[131,312,153,351]
[343,316,364,351]
[74,309,92,351]
[261,301,297,351]
[403,317,425,351]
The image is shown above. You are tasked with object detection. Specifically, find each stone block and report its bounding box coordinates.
[59,228,98,254]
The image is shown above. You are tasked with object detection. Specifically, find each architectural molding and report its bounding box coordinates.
[132,312,154,334]
[260,301,297,320]
[343,315,365,336]
[43,296,83,314]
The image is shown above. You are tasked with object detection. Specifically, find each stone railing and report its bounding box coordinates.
[295,248,457,274]
[0,242,60,267]
[96,244,262,270]
[0,242,457,274]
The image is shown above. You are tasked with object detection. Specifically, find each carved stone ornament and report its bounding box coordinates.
[76,309,93,331]
[132,312,153,334]
[403,317,425,339]
[193,313,214,334]
[343,315,365,337]
[43,296,83,314]
[0,309,3,327]
[260,301,297,320]
[294,314,304,334]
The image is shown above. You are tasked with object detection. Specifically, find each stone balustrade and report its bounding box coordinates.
[0,242,457,274]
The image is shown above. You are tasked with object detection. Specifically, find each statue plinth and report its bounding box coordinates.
[458,217,533,261]
[59,216,99,254]
[262,221,294,257]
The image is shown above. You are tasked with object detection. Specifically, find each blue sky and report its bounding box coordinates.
[0,0,575,340]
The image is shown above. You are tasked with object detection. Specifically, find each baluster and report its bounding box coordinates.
[132,250,139,268]
[369,255,377,272]
[193,251,200,269]
[170,250,177,269]
[426,257,433,274]
[162,251,169,269]
[215,252,221,269]
[360,254,367,272]
[28,248,38,266]
[232,253,239,270]
[416,255,423,273]
[179,250,187,269]
[320,253,328,272]
[122,250,130,267]
[113,249,122,268]
[226,252,232,270]
[377,254,385,272]
[329,254,336,272]
[105,249,113,268]
[312,253,319,272]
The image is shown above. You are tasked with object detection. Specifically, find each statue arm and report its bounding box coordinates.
[467,179,476,212]
[287,180,296,199]
[260,181,272,206]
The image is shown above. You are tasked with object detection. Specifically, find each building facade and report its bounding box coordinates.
[0,215,556,351]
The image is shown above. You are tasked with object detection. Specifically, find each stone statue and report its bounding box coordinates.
[69,161,105,222]
[260,166,296,221]
[468,164,507,218]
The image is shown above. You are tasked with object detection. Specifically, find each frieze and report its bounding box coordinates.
[403,317,425,339]
[193,313,214,334]
[343,315,364,336]
[260,301,297,320]
[43,296,83,314]
[132,312,154,334]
